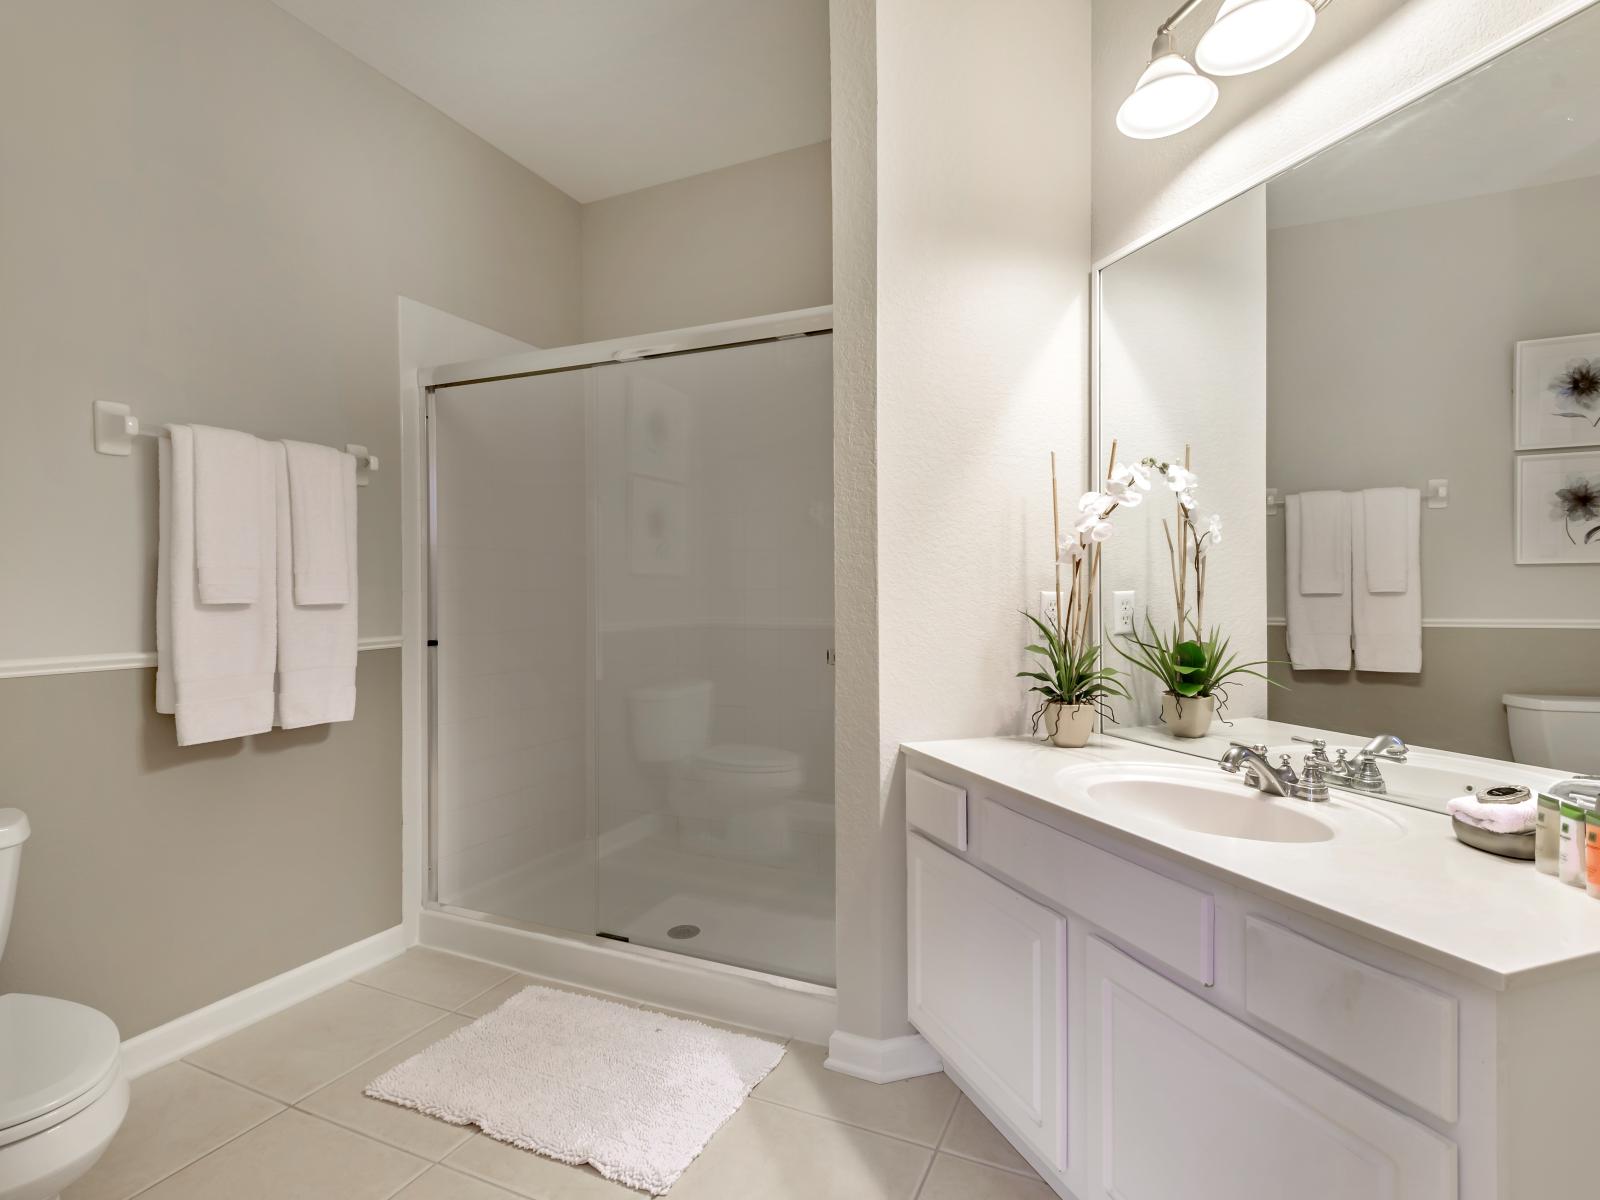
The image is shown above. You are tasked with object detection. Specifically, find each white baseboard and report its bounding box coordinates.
[119,925,408,1079]
[420,907,836,1045]
[824,1030,944,1083]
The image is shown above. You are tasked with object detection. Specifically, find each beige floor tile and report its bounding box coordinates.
[298,1013,475,1159]
[137,1109,427,1200]
[751,1042,958,1146]
[187,982,446,1101]
[673,1099,932,1199]
[394,1165,524,1199]
[64,1062,282,1200]
[445,1134,646,1199]
[357,949,516,1011]
[916,1153,1058,1200]
[453,974,771,1040]
[938,1094,1037,1177]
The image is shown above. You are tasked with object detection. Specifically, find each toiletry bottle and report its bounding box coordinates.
[1558,798,1593,888]
[1587,809,1600,899]
[1536,792,1562,875]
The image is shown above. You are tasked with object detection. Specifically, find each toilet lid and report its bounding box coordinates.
[0,994,121,1133]
[1503,693,1600,714]
[696,744,802,775]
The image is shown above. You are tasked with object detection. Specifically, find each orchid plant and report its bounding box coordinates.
[1018,448,1134,735]
[1115,447,1278,716]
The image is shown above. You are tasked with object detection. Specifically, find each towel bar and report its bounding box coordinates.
[91,400,378,484]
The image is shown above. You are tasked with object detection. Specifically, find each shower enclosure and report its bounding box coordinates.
[425,310,834,986]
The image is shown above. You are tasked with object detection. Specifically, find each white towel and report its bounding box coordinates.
[1297,490,1349,595]
[1353,488,1421,673]
[281,440,351,606]
[191,424,261,604]
[1285,492,1352,670]
[156,426,277,745]
[273,442,358,728]
[1362,488,1411,593]
[1447,791,1535,835]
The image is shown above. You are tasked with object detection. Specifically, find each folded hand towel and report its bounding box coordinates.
[1447,791,1536,835]
[1297,491,1349,595]
[156,426,277,745]
[281,440,351,606]
[273,443,357,728]
[1362,488,1412,593]
[1285,492,1352,670]
[1353,488,1421,672]
[191,424,261,604]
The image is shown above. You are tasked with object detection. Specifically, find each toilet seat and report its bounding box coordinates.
[0,995,121,1148]
[693,744,802,779]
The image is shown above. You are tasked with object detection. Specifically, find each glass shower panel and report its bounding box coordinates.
[431,373,594,934]
[430,332,834,986]
[592,335,834,985]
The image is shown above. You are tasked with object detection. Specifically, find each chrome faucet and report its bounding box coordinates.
[1221,743,1329,802]
[1358,733,1409,762]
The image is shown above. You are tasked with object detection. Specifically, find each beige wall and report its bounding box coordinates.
[0,654,400,1038]
[0,0,581,1036]
[1268,626,1600,759]
[1091,0,1590,260]
[579,142,833,342]
[831,0,1091,1044]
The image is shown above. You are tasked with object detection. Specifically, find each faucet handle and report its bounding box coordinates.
[1292,736,1326,749]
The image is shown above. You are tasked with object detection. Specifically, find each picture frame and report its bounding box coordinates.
[1514,450,1600,565]
[1513,332,1600,451]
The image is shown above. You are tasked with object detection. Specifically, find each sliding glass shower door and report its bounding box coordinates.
[430,331,834,985]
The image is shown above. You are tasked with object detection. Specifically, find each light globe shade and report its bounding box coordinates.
[1116,54,1219,140]
[1195,0,1317,76]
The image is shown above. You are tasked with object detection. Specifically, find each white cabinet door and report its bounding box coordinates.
[907,833,1067,1173]
[1084,937,1456,1200]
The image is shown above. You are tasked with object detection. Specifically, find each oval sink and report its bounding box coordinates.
[1055,762,1403,845]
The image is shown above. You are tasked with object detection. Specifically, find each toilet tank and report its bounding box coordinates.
[627,679,713,764]
[1504,694,1600,773]
[0,809,30,963]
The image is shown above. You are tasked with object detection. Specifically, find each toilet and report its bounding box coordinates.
[0,810,128,1200]
[628,680,803,863]
[1503,694,1600,773]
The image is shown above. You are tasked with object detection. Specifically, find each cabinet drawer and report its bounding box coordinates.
[981,798,1214,986]
[1244,917,1459,1122]
[1085,938,1456,1200]
[907,769,968,850]
[908,834,1066,1172]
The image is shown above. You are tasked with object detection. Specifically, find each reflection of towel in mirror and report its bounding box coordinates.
[1446,792,1536,835]
[1352,488,1421,672]
[1285,492,1351,670]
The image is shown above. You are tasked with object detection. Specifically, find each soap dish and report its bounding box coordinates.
[1451,816,1535,861]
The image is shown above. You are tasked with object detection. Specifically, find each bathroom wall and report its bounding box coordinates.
[1099,186,1269,728]
[1091,0,1593,260]
[830,0,1092,1046]
[1264,174,1600,755]
[579,142,833,342]
[0,0,581,1037]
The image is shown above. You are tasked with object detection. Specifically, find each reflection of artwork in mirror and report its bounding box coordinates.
[1515,451,1600,565]
[1515,333,1600,450]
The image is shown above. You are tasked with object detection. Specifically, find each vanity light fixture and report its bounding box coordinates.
[1119,0,1334,140]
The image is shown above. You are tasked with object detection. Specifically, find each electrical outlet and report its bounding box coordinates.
[1038,589,1061,629]
[1113,590,1137,634]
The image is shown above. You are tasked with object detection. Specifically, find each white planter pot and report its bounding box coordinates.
[1161,692,1215,739]
[1044,702,1096,748]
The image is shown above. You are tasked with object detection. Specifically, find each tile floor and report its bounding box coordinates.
[69,949,1054,1200]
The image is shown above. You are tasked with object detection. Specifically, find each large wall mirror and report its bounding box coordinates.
[1094,4,1600,813]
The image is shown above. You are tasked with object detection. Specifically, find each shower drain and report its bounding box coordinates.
[667,924,701,940]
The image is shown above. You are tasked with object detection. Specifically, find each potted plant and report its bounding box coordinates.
[1116,448,1278,738]
[1019,449,1136,747]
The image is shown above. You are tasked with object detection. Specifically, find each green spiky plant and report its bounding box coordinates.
[1018,610,1131,735]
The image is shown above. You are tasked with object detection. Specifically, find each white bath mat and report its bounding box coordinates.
[365,984,785,1195]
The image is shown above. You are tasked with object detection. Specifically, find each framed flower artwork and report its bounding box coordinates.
[1514,332,1600,450]
[1515,450,1600,565]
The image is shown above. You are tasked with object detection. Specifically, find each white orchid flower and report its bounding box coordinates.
[1165,464,1199,493]
[1106,479,1144,508]
[1074,513,1114,543]
[1056,533,1086,565]
[1206,513,1223,544]
[1076,490,1112,517]
[1109,461,1152,493]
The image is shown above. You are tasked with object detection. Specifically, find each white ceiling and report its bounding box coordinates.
[271,0,830,203]
[1268,4,1600,229]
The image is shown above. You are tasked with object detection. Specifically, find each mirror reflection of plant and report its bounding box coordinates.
[1018,446,1140,734]
[1115,445,1282,718]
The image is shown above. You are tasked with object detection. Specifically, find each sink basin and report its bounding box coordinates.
[1055,762,1404,845]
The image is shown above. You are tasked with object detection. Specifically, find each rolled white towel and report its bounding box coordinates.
[1447,791,1536,835]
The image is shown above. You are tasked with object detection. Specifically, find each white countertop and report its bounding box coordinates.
[902,735,1600,991]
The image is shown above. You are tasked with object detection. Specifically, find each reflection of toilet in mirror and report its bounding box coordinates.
[627,679,802,864]
[1504,693,1600,773]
